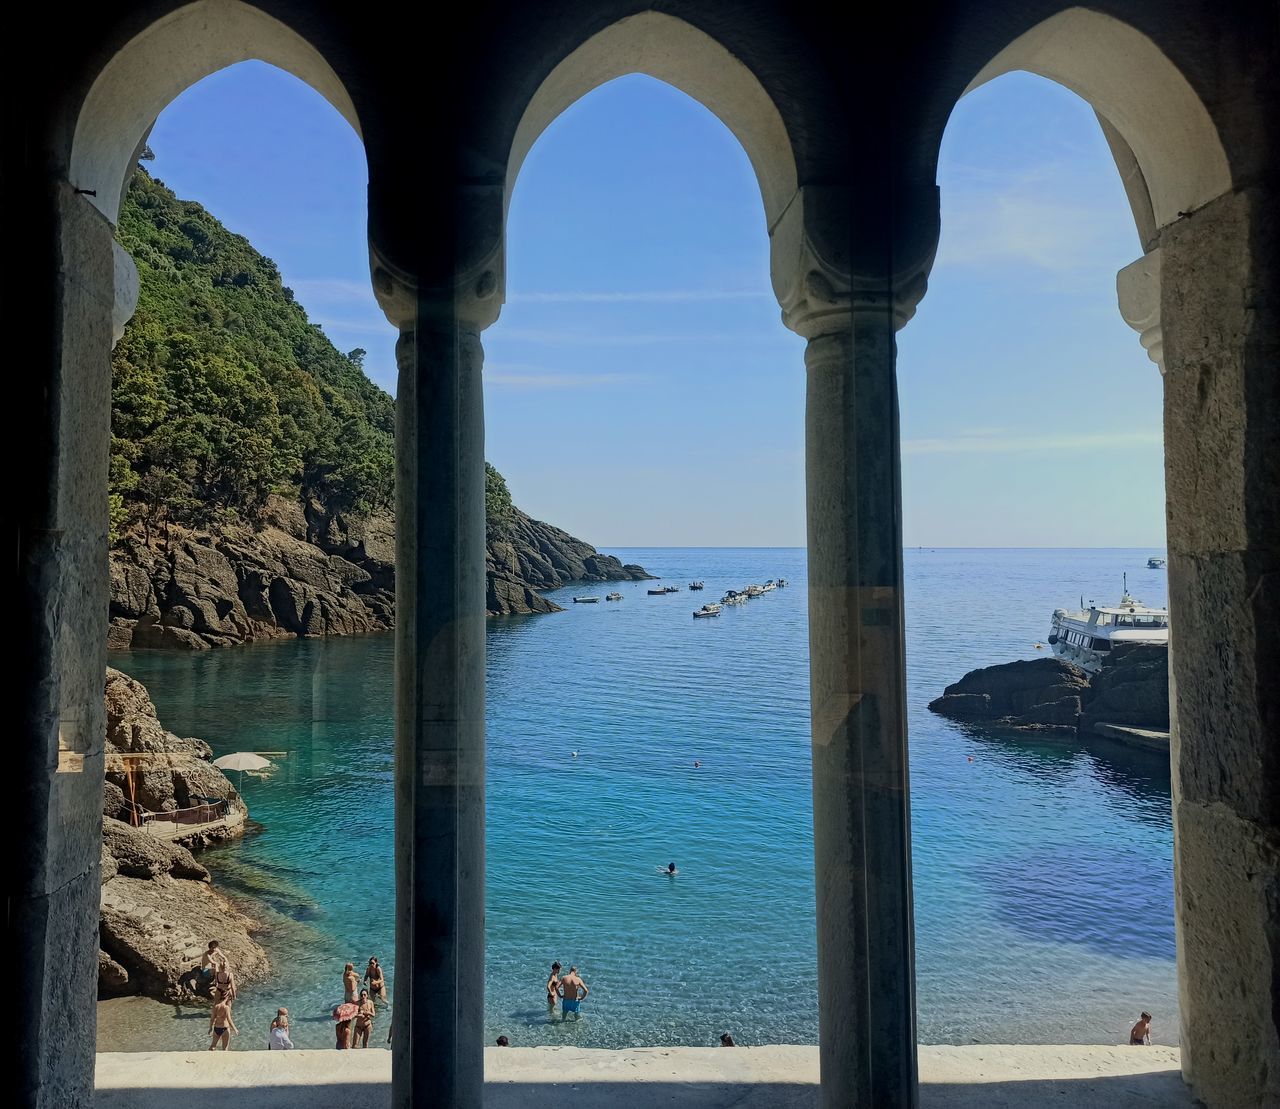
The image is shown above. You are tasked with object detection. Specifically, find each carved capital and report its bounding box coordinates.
[370,185,507,333]
[771,186,932,339]
[1116,248,1164,374]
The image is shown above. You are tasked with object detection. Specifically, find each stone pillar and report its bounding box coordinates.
[774,189,928,1107]
[376,248,496,1108]
[1117,248,1164,373]
[13,184,114,1108]
[1158,188,1280,1109]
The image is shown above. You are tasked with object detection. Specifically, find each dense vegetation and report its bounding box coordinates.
[110,167,396,541]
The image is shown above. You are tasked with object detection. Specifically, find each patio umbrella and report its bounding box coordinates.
[212,752,271,793]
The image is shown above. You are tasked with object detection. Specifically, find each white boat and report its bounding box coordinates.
[1047,577,1168,673]
[693,604,722,618]
[761,581,777,593]
[744,584,764,598]
[573,596,600,604]
[1147,557,1166,568]
[721,593,747,606]
[605,592,622,601]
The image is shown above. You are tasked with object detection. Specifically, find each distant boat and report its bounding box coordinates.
[760,581,777,593]
[689,581,705,591]
[605,592,622,601]
[573,596,600,604]
[776,578,789,587]
[663,585,681,594]
[721,593,747,606]
[647,588,667,596]
[1147,557,1166,568]
[693,604,722,619]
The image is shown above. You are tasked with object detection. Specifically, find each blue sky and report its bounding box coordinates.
[146,62,1165,548]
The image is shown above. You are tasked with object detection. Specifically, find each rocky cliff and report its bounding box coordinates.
[99,668,268,1000]
[109,496,651,650]
[928,644,1170,734]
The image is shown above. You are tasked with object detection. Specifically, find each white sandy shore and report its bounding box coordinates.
[96,1043,1193,1107]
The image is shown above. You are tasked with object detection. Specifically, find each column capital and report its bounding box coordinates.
[1117,248,1164,374]
[369,185,506,333]
[771,186,934,339]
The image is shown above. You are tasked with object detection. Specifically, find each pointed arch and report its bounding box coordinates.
[71,0,362,224]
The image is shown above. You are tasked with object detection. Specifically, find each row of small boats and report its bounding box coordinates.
[574,578,789,615]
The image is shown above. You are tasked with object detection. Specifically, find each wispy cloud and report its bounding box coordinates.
[904,429,1162,455]
[290,278,378,304]
[485,370,653,389]
[311,315,396,336]
[493,327,778,346]
[934,166,1136,275]
[508,289,773,304]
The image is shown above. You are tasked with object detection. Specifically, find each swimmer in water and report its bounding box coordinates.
[664,862,677,876]
[693,760,701,768]
[572,751,579,758]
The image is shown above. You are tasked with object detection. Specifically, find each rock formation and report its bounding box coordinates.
[109,498,651,649]
[928,644,1170,736]
[99,669,267,999]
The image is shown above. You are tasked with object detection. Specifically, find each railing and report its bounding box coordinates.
[130,797,231,830]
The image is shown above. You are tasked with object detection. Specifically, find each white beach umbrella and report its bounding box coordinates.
[212,751,272,793]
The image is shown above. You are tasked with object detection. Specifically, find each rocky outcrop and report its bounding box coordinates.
[486,508,653,615]
[99,819,268,1001]
[929,645,1169,736]
[109,497,650,648]
[99,669,266,1000]
[103,668,245,840]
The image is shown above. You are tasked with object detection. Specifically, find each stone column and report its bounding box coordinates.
[14,184,115,1108]
[1157,188,1280,1109]
[774,190,928,1108]
[375,249,496,1108]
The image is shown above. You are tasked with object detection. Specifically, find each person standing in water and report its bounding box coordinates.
[546,962,562,1012]
[557,966,589,1020]
[365,957,388,1003]
[208,995,237,1050]
[268,1008,294,1050]
[353,989,376,1048]
[1130,1012,1153,1045]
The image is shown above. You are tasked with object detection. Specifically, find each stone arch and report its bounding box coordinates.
[507,11,798,234]
[71,0,362,226]
[960,7,1232,242]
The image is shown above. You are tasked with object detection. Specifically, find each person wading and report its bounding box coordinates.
[557,966,589,1020]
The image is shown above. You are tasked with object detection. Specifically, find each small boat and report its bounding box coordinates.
[664,585,681,594]
[605,592,622,601]
[745,584,764,598]
[1147,557,1166,569]
[573,596,600,604]
[776,578,789,587]
[721,594,747,606]
[693,604,722,618]
[647,588,667,596]
[689,581,705,591]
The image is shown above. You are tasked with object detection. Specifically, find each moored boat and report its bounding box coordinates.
[689,581,705,590]
[573,596,600,604]
[693,603,722,618]
[1047,576,1168,673]
[1147,556,1166,568]
[605,592,622,601]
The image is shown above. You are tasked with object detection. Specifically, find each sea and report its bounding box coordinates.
[98,548,1177,1052]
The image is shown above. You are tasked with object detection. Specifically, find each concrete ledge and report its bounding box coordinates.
[95,1044,1193,1107]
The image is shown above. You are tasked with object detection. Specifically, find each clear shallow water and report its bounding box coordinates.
[105,548,1176,1051]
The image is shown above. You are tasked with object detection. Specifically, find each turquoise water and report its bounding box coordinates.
[109,548,1176,1050]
